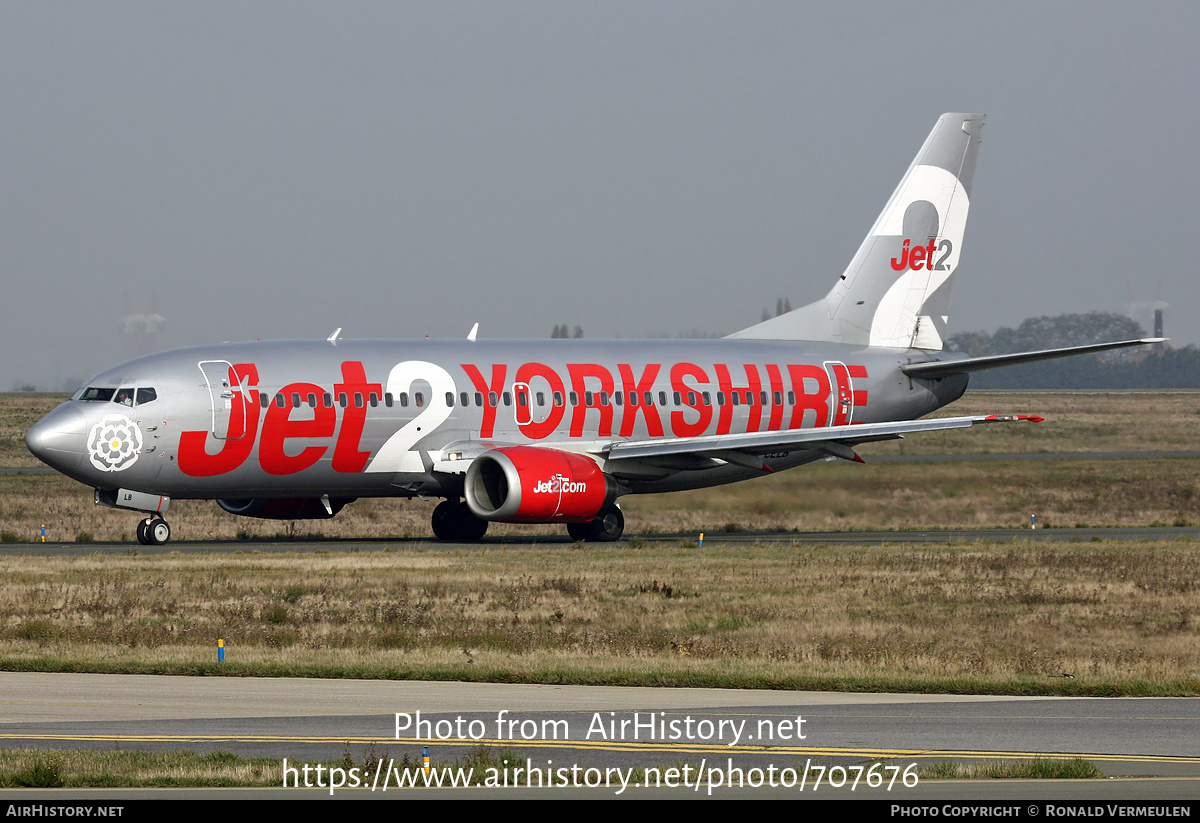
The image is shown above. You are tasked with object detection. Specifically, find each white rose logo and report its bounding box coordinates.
[87,415,143,472]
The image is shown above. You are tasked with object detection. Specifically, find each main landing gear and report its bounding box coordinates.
[567,504,624,543]
[135,517,171,546]
[431,500,489,542]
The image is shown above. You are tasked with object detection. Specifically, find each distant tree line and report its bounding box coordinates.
[945,312,1200,389]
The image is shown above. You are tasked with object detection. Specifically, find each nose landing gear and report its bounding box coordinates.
[135,517,171,546]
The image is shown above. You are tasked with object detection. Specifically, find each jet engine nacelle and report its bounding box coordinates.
[464,446,617,523]
[216,497,353,520]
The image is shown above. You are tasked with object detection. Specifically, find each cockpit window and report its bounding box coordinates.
[136,387,157,405]
[114,388,134,407]
[79,387,115,402]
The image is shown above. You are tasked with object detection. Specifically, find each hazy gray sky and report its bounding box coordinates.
[3,1,1196,389]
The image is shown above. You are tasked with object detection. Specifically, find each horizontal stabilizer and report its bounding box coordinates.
[902,338,1166,379]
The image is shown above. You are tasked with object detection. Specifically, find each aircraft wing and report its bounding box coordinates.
[599,414,1043,465]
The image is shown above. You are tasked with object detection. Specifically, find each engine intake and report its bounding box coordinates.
[464,447,616,523]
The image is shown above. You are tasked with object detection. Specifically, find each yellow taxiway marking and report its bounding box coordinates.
[2,734,1198,765]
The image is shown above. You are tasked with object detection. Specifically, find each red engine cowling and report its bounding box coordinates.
[217,498,353,520]
[464,447,616,523]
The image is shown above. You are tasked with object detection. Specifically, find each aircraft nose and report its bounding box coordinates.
[26,405,88,473]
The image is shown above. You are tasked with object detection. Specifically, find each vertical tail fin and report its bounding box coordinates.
[730,113,985,349]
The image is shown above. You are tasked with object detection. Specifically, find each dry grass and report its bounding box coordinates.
[622,457,1200,533]
[0,394,65,469]
[0,747,281,787]
[0,541,1197,694]
[871,391,1200,455]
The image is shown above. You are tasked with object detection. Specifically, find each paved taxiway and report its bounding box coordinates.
[2,524,1198,556]
[0,672,1197,800]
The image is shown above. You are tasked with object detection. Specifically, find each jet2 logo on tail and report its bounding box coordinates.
[891,238,954,272]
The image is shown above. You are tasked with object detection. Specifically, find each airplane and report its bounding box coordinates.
[26,113,1162,546]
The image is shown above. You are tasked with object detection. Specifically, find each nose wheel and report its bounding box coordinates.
[136,517,171,546]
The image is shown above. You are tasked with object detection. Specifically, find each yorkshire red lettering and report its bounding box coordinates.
[515,362,566,440]
[617,363,663,437]
[669,363,711,437]
[259,382,335,475]
[765,364,786,431]
[567,363,615,438]
[714,364,762,435]
[787,364,831,429]
[178,363,261,477]
[461,363,507,438]
[848,365,870,413]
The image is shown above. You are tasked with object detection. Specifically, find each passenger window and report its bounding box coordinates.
[275,394,286,408]
[553,391,564,407]
[291,393,301,408]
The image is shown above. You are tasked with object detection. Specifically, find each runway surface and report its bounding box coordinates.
[3,524,1199,556]
[0,672,1196,800]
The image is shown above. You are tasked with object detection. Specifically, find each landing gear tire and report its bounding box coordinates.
[144,518,170,546]
[431,500,489,542]
[567,504,624,542]
[136,519,151,545]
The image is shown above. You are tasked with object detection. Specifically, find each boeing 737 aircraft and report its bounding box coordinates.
[26,113,1159,545]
